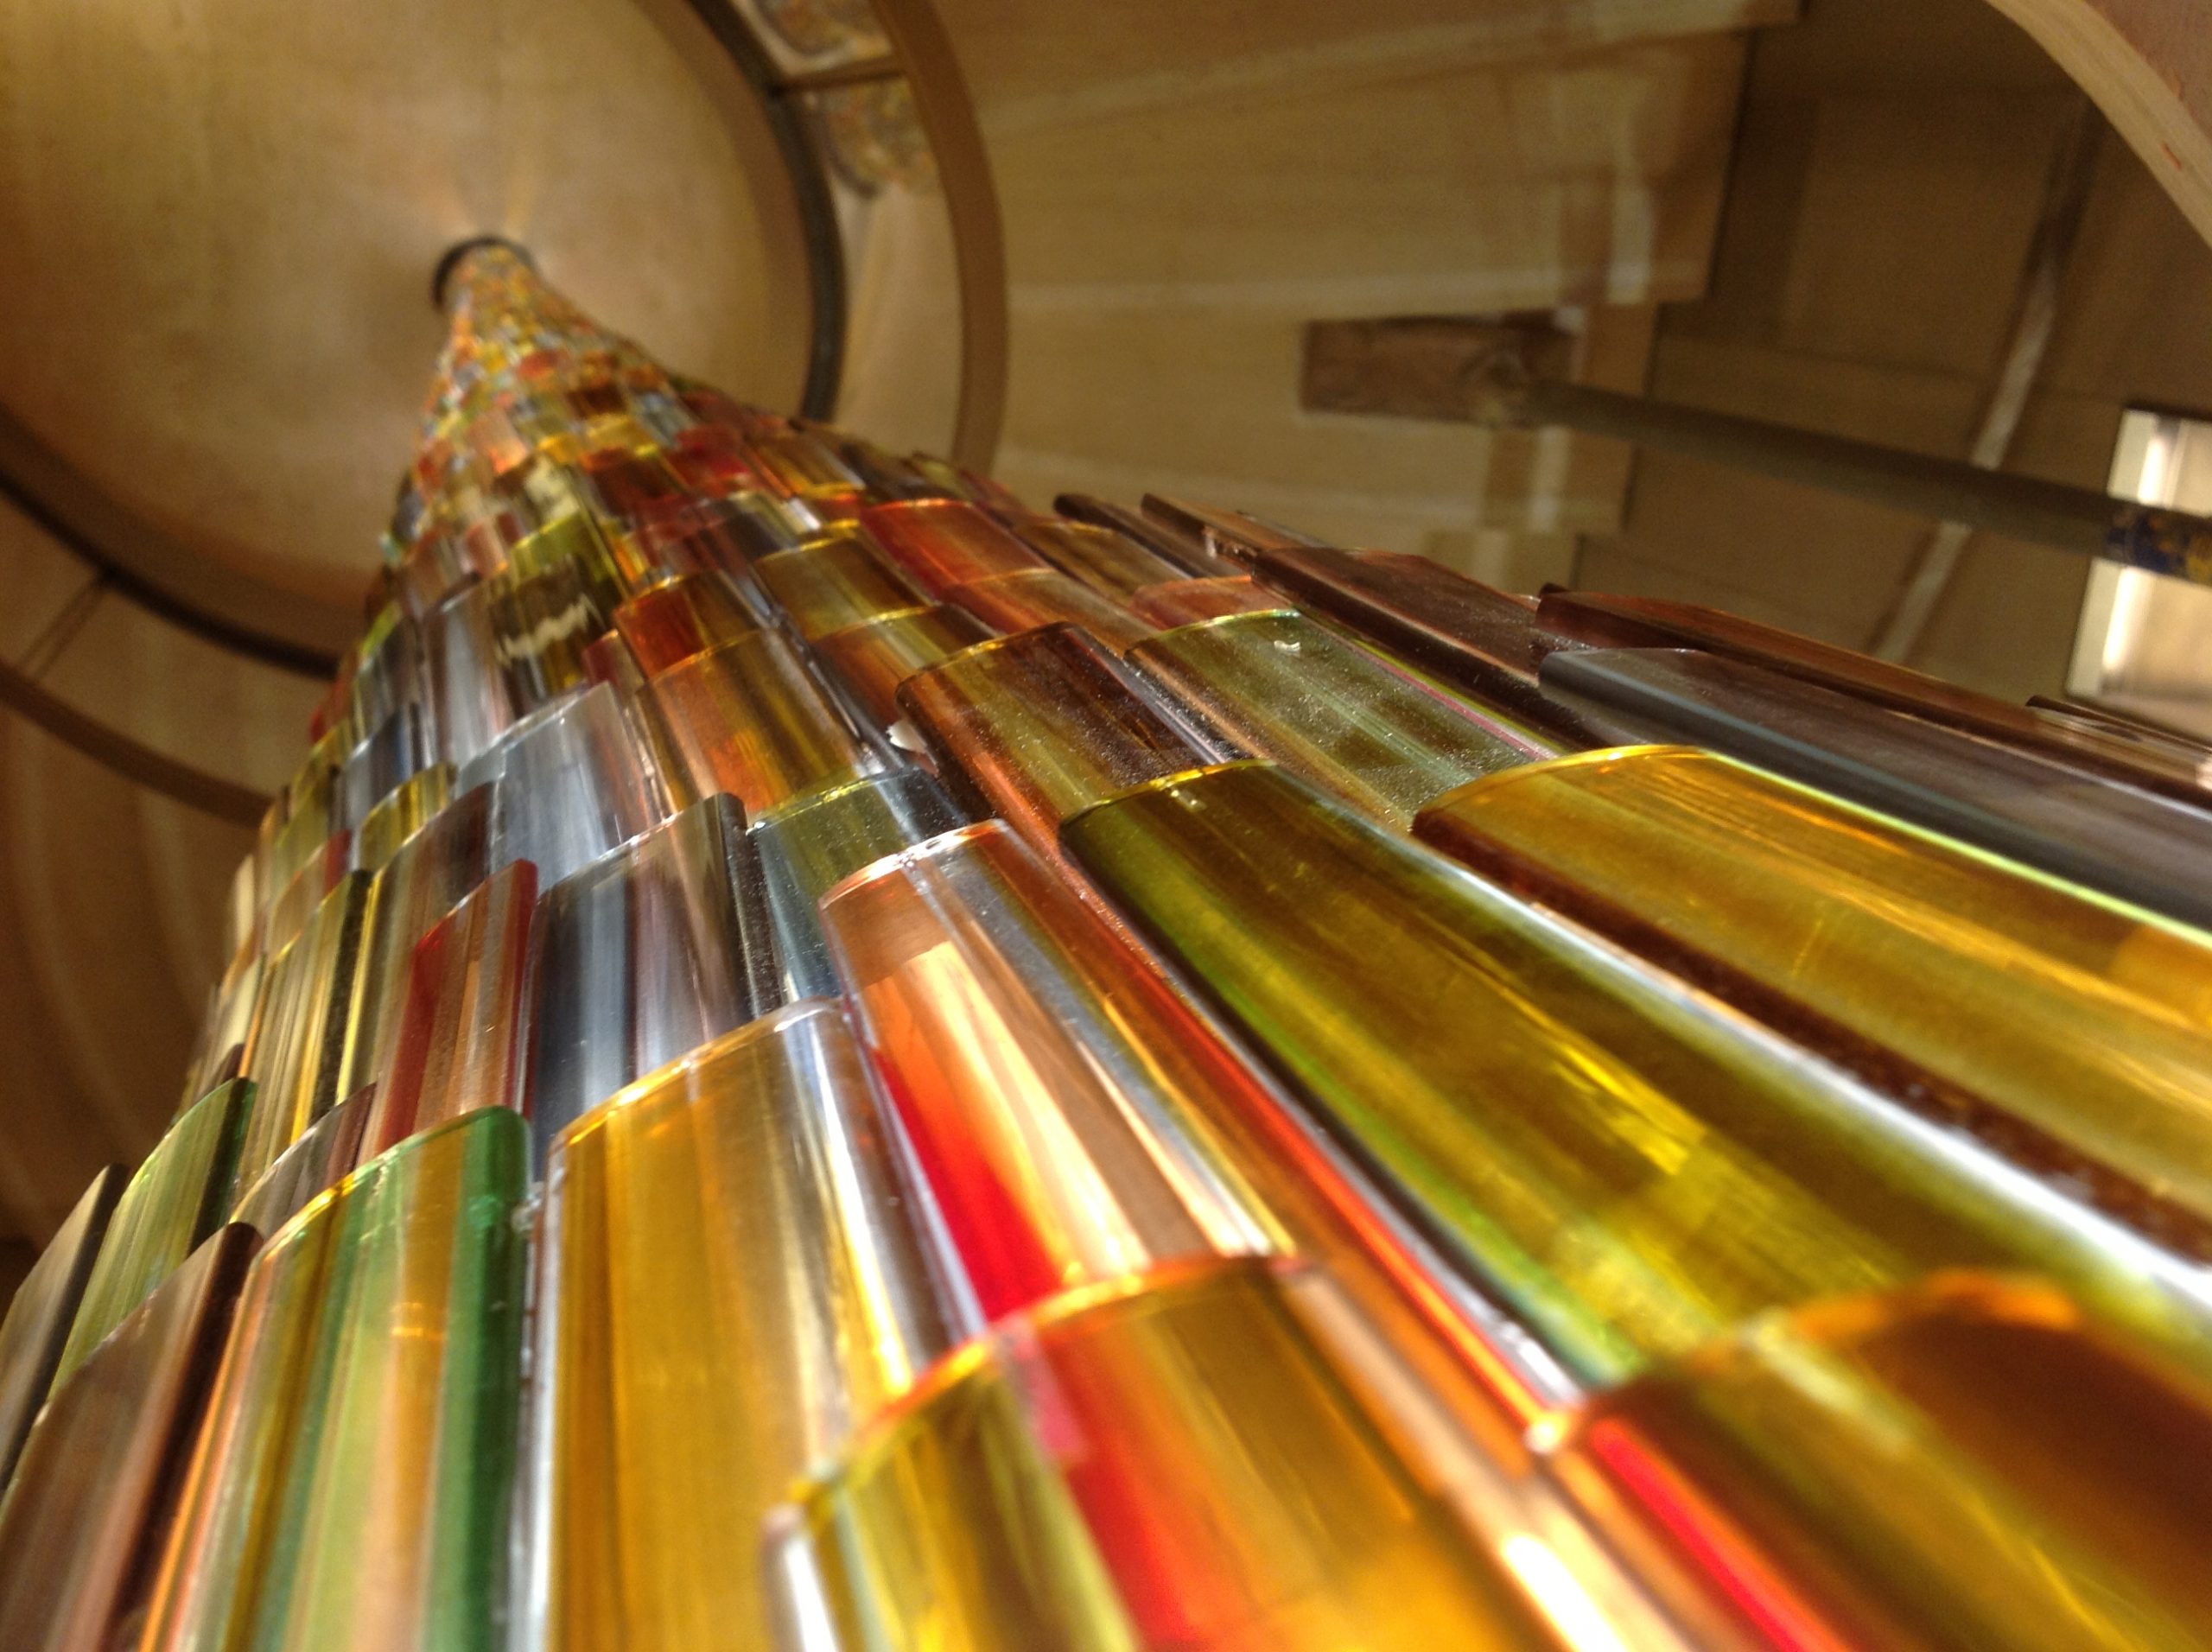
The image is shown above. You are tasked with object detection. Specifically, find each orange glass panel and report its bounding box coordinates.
[612,572,764,676]
[859,498,1050,594]
[946,568,1155,654]
[645,630,871,812]
[812,605,994,728]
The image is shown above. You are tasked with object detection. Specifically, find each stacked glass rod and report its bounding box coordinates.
[4,245,2212,1651]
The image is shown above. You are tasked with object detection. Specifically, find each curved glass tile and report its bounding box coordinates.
[338,703,424,831]
[1014,518,1185,599]
[1539,588,2212,809]
[486,560,611,708]
[1415,746,2212,1254]
[895,624,1211,861]
[235,874,372,1198]
[527,794,783,1164]
[1126,610,1559,828]
[645,630,872,813]
[1548,1274,2212,1651]
[1127,575,1283,628]
[858,499,1050,595]
[523,1001,971,1652]
[229,1083,373,1236]
[365,861,536,1159]
[0,1166,123,1494]
[336,781,496,1104]
[1539,646,2212,931]
[56,1078,251,1384]
[462,683,670,888]
[1062,760,2212,1386]
[822,821,1280,1318]
[353,761,453,874]
[1245,544,1603,747]
[945,568,1155,654]
[812,605,993,729]
[613,572,764,676]
[425,580,523,767]
[770,1258,1605,1652]
[0,1226,254,1652]
[139,1111,527,1652]
[753,535,929,640]
[751,767,967,1000]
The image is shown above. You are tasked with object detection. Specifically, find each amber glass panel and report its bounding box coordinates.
[1416,747,2212,1252]
[1128,575,1284,627]
[367,861,536,1157]
[613,572,764,676]
[1549,1274,2212,1652]
[1063,761,2212,1385]
[1015,518,1184,598]
[58,1078,250,1382]
[859,498,1051,594]
[1128,610,1558,828]
[140,1111,527,1652]
[0,1167,123,1493]
[945,568,1155,654]
[0,1227,253,1652]
[773,1260,1586,1652]
[821,823,1279,1317]
[895,625,1210,861]
[812,604,996,728]
[525,1001,970,1652]
[645,630,870,813]
[753,535,929,639]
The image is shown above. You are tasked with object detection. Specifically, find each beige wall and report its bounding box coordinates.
[1580,0,2212,699]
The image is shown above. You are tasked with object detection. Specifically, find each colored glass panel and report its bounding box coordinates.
[235,874,372,1198]
[524,1001,970,1651]
[751,767,968,1000]
[366,861,537,1157]
[0,1227,254,1652]
[1128,610,1558,828]
[140,1111,527,1652]
[1127,575,1283,627]
[613,572,764,676]
[0,1167,123,1493]
[645,630,871,813]
[812,605,993,728]
[859,498,1050,594]
[822,822,1280,1317]
[946,568,1155,654]
[461,681,670,887]
[57,1078,251,1383]
[1015,518,1184,599]
[1063,761,2212,1385]
[1416,746,2212,1253]
[526,794,782,1163]
[753,535,930,639]
[896,624,1211,861]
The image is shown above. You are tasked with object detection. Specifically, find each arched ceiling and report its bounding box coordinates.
[0,0,814,647]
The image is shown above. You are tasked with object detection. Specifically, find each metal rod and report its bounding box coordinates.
[1510,378,2212,584]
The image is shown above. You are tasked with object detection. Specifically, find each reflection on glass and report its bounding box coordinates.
[751,767,967,1000]
[1127,610,1558,828]
[526,795,783,1163]
[1549,1274,2212,1650]
[1416,745,2212,1254]
[1064,761,2212,1386]
[365,861,537,1158]
[646,631,872,813]
[0,1168,124,1494]
[462,683,670,888]
[823,823,1280,1318]
[896,625,1210,861]
[57,1079,251,1384]
[524,1001,970,1652]
[0,1227,255,1652]
[770,1259,1611,1652]
[139,1113,527,1652]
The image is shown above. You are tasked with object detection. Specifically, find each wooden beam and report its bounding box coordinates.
[1984,0,2212,251]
